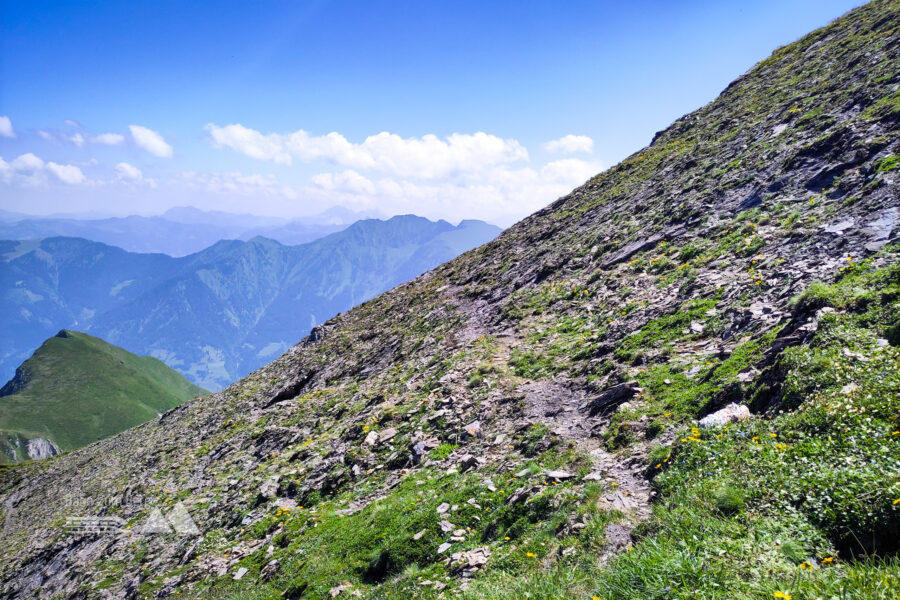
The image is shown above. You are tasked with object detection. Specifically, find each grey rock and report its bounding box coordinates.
[25,438,60,461]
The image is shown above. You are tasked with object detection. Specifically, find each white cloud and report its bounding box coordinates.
[46,162,86,184]
[543,134,594,154]
[205,123,291,164]
[113,161,155,187]
[93,132,126,145]
[300,157,603,225]
[35,128,126,147]
[1,152,87,186]
[201,125,603,224]
[540,158,599,183]
[64,119,81,128]
[11,153,44,171]
[115,162,143,181]
[309,170,376,195]
[205,124,528,178]
[0,116,14,138]
[129,125,173,158]
[181,170,297,199]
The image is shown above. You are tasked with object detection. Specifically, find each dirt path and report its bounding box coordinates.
[520,376,654,563]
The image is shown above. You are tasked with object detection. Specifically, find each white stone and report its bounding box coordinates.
[698,403,750,428]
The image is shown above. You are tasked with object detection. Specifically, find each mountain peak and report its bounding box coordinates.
[0,330,206,462]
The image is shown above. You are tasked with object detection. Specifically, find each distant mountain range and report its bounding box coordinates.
[0,205,384,256]
[1,215,501,390]
[0,329,206,463]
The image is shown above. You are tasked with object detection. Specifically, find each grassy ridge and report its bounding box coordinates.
[0,330,207,457]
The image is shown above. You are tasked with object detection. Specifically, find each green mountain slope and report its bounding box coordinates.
[1,215,501,390]
[0,1,898,599]
[0,330,207,461]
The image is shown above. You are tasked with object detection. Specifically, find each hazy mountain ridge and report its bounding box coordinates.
[1,216,502,390]
[0,208,356,257]
[0,2,898,598]
[0,330,206,463]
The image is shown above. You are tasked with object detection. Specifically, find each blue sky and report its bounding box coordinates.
[1,0,863,224]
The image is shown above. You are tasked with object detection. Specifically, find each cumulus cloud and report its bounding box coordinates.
[115,162,143,181]
[112,161,155,187]
[202,124,603,223]
[301,157,603,225]
[206,123,291,164]
[0,152,87,186]
[0,116,14,138]
[540,158,599,183]
[11,153,45,171]
[93,133,126,145]
[67,133,86,147]
[205,124,528,178]
[309,170,376,195]
[46,162,86,184]
[129,125,173,157]
[543,134,594,154]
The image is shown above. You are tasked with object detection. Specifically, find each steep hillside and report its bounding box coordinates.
[1,216,502,390]
[0,330,206,462]
[0,1,898,599]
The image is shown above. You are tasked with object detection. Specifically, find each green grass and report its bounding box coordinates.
[463,261,900,599]
[614,297,720,364]
[0,330,207,458]
[875,154,899,173]
[185,447,606,600]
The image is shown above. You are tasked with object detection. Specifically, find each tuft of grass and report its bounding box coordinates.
[712,484,746,515]
[875,154,899,173]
